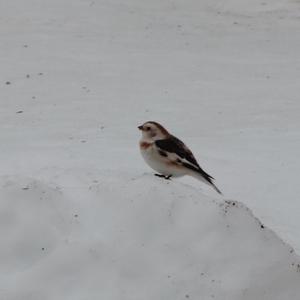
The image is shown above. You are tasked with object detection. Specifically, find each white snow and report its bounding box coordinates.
[1,0,300,298]
[0,173,300,299]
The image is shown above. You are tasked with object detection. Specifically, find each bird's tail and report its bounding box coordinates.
[182,162,222,194]
[189,169,222,195]
[210,181,222,195]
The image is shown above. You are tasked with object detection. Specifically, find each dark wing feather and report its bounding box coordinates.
[155,136,214,181]
[155,136,198,166]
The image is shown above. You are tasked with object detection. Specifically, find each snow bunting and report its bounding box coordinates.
[138,121,222,194]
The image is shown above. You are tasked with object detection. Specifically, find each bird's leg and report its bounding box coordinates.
[155,174,172,180]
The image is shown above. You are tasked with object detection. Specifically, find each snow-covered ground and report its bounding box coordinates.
[1,173,300,299]
[1,0,300,298]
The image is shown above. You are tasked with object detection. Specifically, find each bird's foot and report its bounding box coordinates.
[155,174,172,180]
[155,173,165,178]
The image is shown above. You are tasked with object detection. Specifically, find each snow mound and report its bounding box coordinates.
[0,173,299,300]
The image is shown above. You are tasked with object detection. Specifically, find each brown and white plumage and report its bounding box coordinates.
[138,121,222,194]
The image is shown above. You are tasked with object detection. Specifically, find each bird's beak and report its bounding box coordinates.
[138,125,143,130]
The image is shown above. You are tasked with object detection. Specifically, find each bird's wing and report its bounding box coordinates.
[155,136,214,181]
[155,136,199,167]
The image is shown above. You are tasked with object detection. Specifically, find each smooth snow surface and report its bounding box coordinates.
[0,173,299,300]
[1,0,300,298]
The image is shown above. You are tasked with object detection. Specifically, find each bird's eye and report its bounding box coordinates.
[146,127,151,131]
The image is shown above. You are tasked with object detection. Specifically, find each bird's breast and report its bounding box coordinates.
[139,141,153,150]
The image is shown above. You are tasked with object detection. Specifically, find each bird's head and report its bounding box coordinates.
[138,121,169,141]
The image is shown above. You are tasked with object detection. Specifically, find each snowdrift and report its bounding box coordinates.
[0,172,299,300]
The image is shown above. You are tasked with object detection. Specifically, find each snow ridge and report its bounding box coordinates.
[0,173,299,300]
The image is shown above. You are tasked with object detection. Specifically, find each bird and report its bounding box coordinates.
[138,121,222,194]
